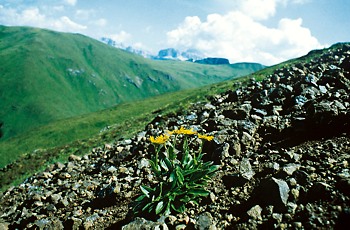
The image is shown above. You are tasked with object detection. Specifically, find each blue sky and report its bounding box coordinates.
[0,0,349,65]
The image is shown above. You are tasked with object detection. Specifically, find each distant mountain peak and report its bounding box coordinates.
[100,37,153,59]
[154,48,205,61]
[100,37,205,62]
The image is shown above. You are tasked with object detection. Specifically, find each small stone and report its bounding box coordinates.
[34,201,43,207]
[272,213,283,223]
[69,154,82,161]
[287,202,298,215]
[293,222,303,228]
[196,212,214,230]
[241,132,255,147]
[56,162,65,169]
[138,158,150,169]
[61,198,69,207]
[119,166,128,173]
[83,221,94,230]
[107,166,118,173]
[221,143,230,158]
[210,192,216,202]
[0,223,9,230]
[175,224,187,230]
[247,205,263,220]
[283,164,301,176]
[51,193,62,204]
[291,188,299,200]
[288,178,297,187]
[240,158,255,180]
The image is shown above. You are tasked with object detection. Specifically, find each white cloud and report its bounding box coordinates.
[109,30,132,43]
[64,0,77,6]
[0,6,86,33]
[167,0,323,65]
[239,0,277,20]
[52,16,87,31]
[93,18,107,27]
[75,9,95,20]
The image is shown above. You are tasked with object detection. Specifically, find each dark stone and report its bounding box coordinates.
[307,182,332,201]
[336,178,350,196]
[293,170,310,186]
[254,177,290,212]
[223,174,249,188]
[335,208,350,229]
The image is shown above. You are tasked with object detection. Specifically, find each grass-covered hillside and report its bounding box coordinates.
[0,25,264,140]
[0,42,347,190]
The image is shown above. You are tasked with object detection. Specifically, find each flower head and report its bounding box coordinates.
[197,134,214,141]
[149,134,170,144]
[174,126,197,135]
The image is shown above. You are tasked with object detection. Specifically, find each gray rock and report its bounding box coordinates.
[247,205,263,220]
[283,163,301,176]
[196,212,215,230]
[122,217,168,230]
[50,193,62,204]
[257,177,290,212]
[240,158,255,180]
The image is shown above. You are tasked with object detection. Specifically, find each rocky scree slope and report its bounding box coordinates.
[1,43,350,229]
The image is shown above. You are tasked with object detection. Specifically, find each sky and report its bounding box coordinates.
[0,0,349,65]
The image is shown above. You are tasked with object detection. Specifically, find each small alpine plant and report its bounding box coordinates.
[133,126,219,217]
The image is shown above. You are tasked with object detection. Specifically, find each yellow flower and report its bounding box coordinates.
[166,130,175,136]
[173,126,197,135]
[197,134,214,141]
[149,134,170,144]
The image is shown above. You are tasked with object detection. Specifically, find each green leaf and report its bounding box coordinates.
[169,171,176,182]
[165,203,171,216]
[140,185,154,197]
[142,202,153,212]
[172,203,186,213]
[197,153,204,162]
[149,160,161,175]
[176,167,184,185]
[168,146,176,160]
[188,188,210,196]
[135,194,147,202]
[164,157,173,170]
[156,201,165,215]
[168,193,176,201]
[190,170,208,182]
[209,164,220,172]
[180,195,191,203]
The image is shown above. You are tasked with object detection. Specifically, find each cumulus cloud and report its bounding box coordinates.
[167,0,323,65]
[53,16,87,31]
[0,5,86,33]
[75,9,95,20]
[108,30,132,43]
[239,0,277,20]
[64,0,77,6]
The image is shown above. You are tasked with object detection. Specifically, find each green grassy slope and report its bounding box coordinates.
[0,42,347,190]
[0,25,264,140]
[0,77,252,189]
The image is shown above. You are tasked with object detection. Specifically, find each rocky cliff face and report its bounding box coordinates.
[1,43,350,229]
